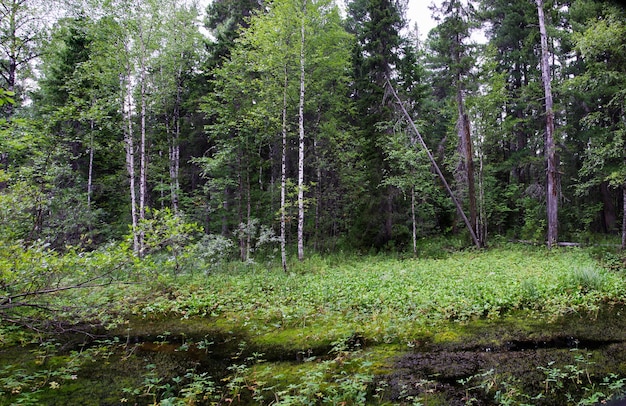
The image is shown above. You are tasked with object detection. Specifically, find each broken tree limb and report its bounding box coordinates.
[385,77,483,249]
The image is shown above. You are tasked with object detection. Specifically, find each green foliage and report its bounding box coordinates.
[136,245,626,345]
[235,217,281,264]
[0,89,14,107]
[519,195,547,242]
[567,267,608,294]
[2,0,626,261]
[0,239,137,331]
[134,207,203,272]
[252,353,374,405]
[189,233,236,272]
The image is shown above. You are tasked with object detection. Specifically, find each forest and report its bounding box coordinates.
[2,0,626,404]
[0,0,624,256]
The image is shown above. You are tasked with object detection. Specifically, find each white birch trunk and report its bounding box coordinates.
[122,72,139,254]
[281,65,288,272]
[139,70,147,220]
[297,6,306,261]
[170,65,183,214]
[87,119,94,210]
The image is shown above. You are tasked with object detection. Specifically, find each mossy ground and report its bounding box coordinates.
[3,306,626,405]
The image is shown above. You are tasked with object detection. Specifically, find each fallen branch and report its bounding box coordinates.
[0,275,114,307]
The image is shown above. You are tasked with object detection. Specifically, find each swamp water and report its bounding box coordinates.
[2,306,626,405]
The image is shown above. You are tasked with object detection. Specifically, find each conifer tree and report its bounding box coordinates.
[428,0,483,246]
[345,0,406,248]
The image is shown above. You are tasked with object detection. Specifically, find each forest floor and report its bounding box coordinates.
[2,242,626,405]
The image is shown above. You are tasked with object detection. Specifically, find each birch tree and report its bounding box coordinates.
[154,2,203,213]
[297,0,306,261]
[100,0,166,254]
[202,0,353,261]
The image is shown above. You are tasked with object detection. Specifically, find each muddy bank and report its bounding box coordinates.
[382,306,626,405]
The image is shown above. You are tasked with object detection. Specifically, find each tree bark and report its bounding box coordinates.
[87,119,95,210]
[622,186,626,250]
[600,181,616,233]
[121,71,139,254]
[281,64,288,272]
[457,98,479,245]
[238,155,245,261]
[537,0,558,248]
[170,69,182,214]
[451,18,480,247]
[139,45,148,256]
[246,169,252,262]
[297,4,306,261]
[411,186,417,256]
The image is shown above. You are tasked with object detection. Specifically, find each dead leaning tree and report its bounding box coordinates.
[385,77,483,249]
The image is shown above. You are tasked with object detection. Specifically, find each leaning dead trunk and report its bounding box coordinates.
[385,77,482,249]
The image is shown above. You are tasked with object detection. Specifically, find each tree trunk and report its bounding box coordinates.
[411,186,417,256]
[238,155,246,262]
[246,169,252,262]
[600,181,616,233]
[0,152,7,190]
[222,188,230,236]
[170,68,183,214]
[4,1,17,118]
[622,186,626,250]
[537,0,558,248]
[122,72,139,254]
[139,66,147,237]
[281,65,288,272]
[87,119,95,210]
[457,99,479,245]
[452,22,480,247]
[297,5,306,261]
[314,137,321,251]
[477,143,488,244]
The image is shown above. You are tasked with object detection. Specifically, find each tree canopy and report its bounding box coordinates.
[0,0,625,255]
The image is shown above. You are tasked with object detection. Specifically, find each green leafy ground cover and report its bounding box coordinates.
[139,245,626,346]
[2,243,626,404]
